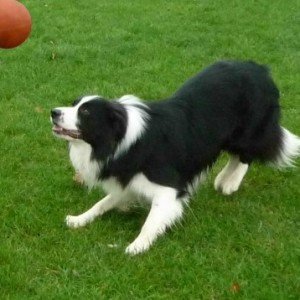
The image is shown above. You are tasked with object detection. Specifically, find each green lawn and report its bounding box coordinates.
[1,0,300,298]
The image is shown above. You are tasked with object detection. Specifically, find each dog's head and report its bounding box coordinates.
[51,95,128,158]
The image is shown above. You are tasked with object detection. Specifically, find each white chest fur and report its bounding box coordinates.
[69,141,100,188]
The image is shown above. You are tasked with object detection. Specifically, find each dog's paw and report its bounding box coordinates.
[125,238,151,255]
[219,173,243,195]
[72,172,84,184]
[214,172,226,191]
[65,215,89,228]
[214,172,240,195]
[220,180,240,195]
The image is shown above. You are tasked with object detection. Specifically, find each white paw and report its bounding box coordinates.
[220,180,240,195]
[65,215,89,228]
[125,238,151,255]
[217,164,248,195]
[214,172,226,191]
[214,171,240,195]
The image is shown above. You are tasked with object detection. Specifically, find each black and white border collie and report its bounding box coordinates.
[51,60,300,255]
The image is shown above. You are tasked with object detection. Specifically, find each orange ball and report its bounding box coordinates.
[0,0,31,49]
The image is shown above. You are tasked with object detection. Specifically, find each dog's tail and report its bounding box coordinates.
[272,127,300,168]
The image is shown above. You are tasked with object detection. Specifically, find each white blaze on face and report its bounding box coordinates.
[53,95,99,130]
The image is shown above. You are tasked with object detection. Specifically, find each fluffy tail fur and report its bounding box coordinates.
[273,127,300,168]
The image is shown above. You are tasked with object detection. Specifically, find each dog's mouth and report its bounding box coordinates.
[52,124,82,139]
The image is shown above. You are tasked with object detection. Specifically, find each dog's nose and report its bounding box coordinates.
[51,109,62,119]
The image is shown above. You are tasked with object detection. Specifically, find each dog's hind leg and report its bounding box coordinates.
[66,194,124,228]
[214,155,240,191]
[214,155,248,195]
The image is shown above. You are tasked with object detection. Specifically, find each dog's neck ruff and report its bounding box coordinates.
[113,95,149,159]
[69,140,101,188]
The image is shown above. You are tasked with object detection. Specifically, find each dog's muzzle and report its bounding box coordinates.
[50,109,82,139]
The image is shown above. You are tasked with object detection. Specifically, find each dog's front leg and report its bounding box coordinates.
[66,194,123,228]
[125,188,183,255]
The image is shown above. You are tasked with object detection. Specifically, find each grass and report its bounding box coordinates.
[1,0,300,298]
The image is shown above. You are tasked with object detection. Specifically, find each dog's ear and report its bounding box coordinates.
[107,102,127,140]
[71,96,84,107]
[91,102,127,160]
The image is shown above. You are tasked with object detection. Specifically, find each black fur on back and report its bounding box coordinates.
[81,60,282,195]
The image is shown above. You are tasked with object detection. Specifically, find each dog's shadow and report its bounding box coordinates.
[99,205,149,232]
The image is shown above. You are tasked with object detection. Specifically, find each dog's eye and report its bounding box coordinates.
[80,108,89,116]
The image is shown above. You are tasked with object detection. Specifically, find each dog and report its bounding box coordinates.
[50,60,300,255]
